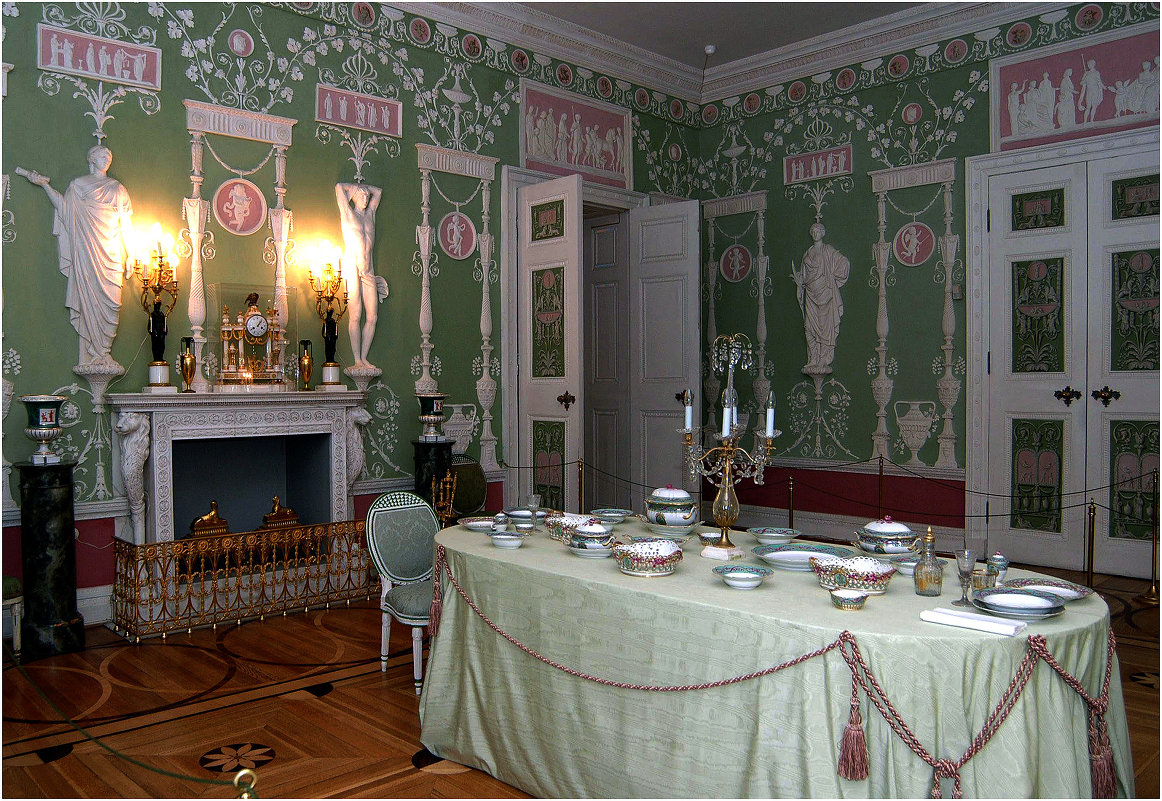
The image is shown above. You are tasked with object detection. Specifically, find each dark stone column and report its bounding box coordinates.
[413,440,452,506]
[17,462,85,660]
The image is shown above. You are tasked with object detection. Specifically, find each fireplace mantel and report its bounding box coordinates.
[108,392,368,543]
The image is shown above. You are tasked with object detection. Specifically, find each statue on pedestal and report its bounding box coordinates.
[335,183,387,370]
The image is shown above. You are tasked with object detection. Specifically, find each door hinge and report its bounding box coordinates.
[985,500,990,525]
[986,209,991,232]
[987,351,991,375]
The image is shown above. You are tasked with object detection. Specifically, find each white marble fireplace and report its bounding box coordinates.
[107,392,368,543]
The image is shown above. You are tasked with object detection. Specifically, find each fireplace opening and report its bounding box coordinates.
[172,433,332,538]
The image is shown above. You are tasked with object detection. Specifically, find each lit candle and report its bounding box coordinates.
[765,391,775,438]
[683,389,693,430]
[721,405,731,438]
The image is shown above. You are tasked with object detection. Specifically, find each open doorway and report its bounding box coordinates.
[500,167,701,514]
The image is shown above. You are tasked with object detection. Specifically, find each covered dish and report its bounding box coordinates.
[644,485,698,528]
[809,555,897,594]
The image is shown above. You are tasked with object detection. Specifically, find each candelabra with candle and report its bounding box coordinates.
[306,240,348,389]
[133,223,180,392]
[681,333,779,560]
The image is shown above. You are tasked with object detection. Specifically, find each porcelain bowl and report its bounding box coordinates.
[590,508,632,524]
[747,527,800,546]
[830,588,869,610]
[612,539,683,577]
[489,532,527,549]
[567,541,613,558]
[637,515,699,539]
[712,564,773,590]
[809,555,897,595]
[889,554,947,577]
[513,520,535,533]
[545,513,607,543]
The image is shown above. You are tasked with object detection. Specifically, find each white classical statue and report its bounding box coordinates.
[335,183,388,369]
[791,222,850,376]
[17,145,135,369]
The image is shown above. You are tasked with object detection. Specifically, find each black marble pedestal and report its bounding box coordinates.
[17,462,85,660]
[413,439,453,506]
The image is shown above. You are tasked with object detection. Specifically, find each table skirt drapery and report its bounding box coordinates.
[418,526,1132,798]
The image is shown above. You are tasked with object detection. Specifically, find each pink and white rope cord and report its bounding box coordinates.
[429,544,1120,798]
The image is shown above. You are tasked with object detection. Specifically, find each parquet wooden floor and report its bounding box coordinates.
[2,573,1158,799]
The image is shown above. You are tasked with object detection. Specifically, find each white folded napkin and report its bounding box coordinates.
[920,607,1027,636]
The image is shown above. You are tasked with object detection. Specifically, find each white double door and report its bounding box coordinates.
[982,135,1158,576]
[513,173,700,513]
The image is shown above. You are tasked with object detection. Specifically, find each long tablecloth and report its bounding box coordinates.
[418,522,1132,798]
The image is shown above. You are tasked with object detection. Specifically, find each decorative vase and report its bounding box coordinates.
[179,337,196,393]
[442,404,478,454]
[298,340,313,391]
[20,394,67,464]
[894,401,937,466]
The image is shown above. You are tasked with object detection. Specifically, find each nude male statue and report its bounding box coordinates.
[335,183,388,369]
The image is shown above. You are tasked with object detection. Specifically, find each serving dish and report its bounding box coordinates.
[505,507,549,521]
[644,485,698,528]
[747,527,799,545]
[858,517,913,539]
[545,513,608,543]
[459,516,495,532]
[809,555,897,594]
[712,564,773,590]
[999,577,1093,602]
[637,515,699,539]
[830,589,869,610]
[612,539,683,577]
[568,541,613,558]
[855,535,919,555]
[753,543,852,571]
[590,508,632,524]
[489,532,530,549]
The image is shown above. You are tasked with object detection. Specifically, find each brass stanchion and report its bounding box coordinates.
[877,456,885,519]
[1086,499,1097,589]
[788,474,795,530]
[577,458,585,515]
[1137,469,1160,605]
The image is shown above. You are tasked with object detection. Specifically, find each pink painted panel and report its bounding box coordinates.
[37,23,161,91]
[315,84,403,138]
[783,145,852,185]
[521,80,631,189]
[994,27,1159,151]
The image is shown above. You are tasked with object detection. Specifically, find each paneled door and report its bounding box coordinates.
[984,140,1158,576]
[627,201,702,511]
[517,174,583,513]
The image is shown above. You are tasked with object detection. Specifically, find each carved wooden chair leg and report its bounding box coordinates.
[412,626,424,695]
[380,586,391,673]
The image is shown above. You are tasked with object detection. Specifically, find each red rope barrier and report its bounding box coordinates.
[428,545,1121,797]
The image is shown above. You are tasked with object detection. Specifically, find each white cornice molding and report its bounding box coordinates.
[416,142,500,180]
[391,2,705,100]
[400,3,1070,105]
[184,99,297,146]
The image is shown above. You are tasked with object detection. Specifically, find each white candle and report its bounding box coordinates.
[683,390,693,430]
[721,406,731,438]
[766,393,775,437]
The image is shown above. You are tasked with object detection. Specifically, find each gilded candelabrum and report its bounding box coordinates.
[307,244,349,385]
[133,225,180,387]
[681,334,779,561]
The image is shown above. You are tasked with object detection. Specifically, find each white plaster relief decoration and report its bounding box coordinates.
[991,22,1160,151]
[362,377,405,478]
[413,143,501,470]
[16,145,134,412]
[700,122,768,197]
[314,49,404,182]
[34,6,162,144]
[336,182,388,383]
[867,158,962,467]
[345,405,372,485]
[635,122,699,200]
[113,410,149,542]
[1,348,17,508]
[183,100,297,386]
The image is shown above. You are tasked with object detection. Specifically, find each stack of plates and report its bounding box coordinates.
[753,543,852,572]
[999,577,1093,602]
[747,527,799,545]
[971,587,1065,621]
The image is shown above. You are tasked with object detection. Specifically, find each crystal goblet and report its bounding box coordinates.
[528,493,541,531]
[952,548,976,607]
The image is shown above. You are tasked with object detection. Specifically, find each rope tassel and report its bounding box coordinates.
[838,676,869,780]
[1089,713,1116,798]
[429,545,446,637]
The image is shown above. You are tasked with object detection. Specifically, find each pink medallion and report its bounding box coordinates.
[901,102,923,125]
[409,17,431,44]
[597,76,613,98]
[788,81,807,102]
[1075,4,1103,31]
[213,178,268,237]
[743,93,761,112]
[720,244,752,283]
[1006,22,1032,48]
[887,55,909,78]
[944,39,968,63]
[510,48,528,72]
[635,88,650,108]
[701,104,718,124]
[1026,261,1049,280]
[836,68,856,91]
[461,34,481,59]
[668,143,683,162]
[892,222,935,267]
[351,2,375,28]
[670,98,685,119]
[1129,251,1154,273]
[556,63,573,85]
[228,29,254,57]
[438,211,477,261]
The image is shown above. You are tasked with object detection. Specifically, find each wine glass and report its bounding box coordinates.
[528,493,541,531]
[952,548,977,607]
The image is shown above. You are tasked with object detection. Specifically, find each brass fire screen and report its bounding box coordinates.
[111,521,371,641]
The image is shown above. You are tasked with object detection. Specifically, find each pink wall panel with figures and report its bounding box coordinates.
[991,23,1159,151]
[519,79,632,189]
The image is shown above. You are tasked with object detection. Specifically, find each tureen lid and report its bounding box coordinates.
[650,484,692,501]
[861,516,911,535]
[576,518,608,536]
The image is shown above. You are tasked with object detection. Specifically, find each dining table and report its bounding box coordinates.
[417,518,1132,798]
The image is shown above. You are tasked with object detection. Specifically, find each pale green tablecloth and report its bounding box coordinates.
[418,522,1132,798]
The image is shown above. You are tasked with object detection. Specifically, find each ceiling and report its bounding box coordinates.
[518,2,925,70]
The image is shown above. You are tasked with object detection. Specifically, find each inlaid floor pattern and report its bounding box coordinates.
[2,568,1158,798]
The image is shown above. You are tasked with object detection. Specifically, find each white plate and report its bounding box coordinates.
[569,545,612,558]
[505,508,549,520]
[747,527,799,545]
[999,578,1093,601]
[460,516,495,532]
[971,598,1063,621]
[754,543,852,571]
[974,588,1062,611]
